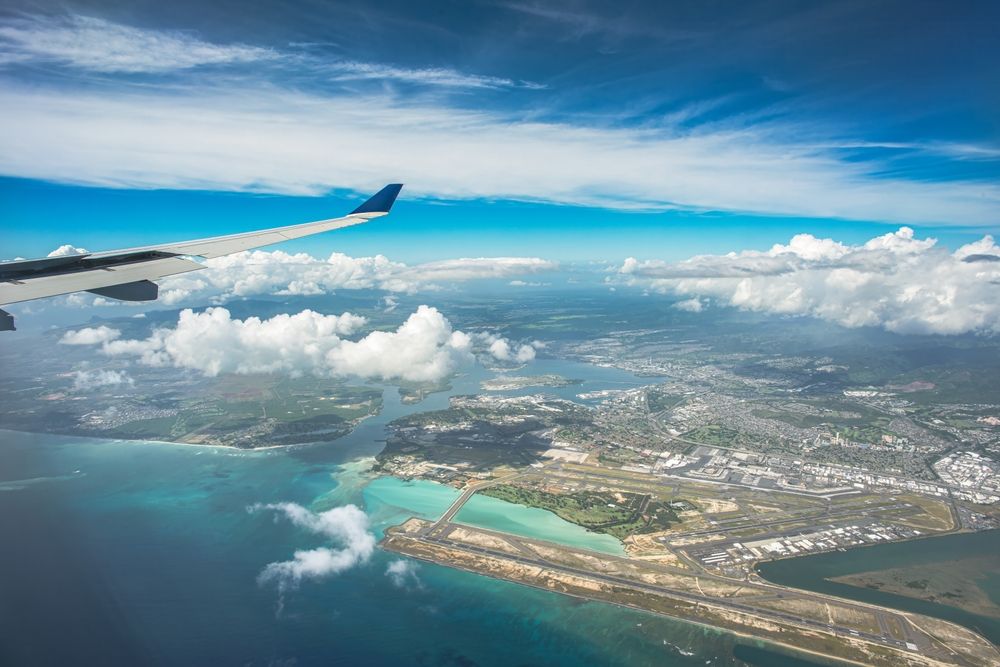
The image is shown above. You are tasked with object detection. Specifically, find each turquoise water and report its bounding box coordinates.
[363,475,626,554]
[456,493,626,555]
[363,476,461,533]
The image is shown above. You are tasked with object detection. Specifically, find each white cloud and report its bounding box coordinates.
[483,335,536,363]
[394,257,559,284]
[323,306,472,382]
[154,251,557,305]
[72,369,133,391]
[954,235,1000,262]
[95,305,531,381]
[1,80,997,225]
[619,229,1000,335]
[0,14,538,90]
[103,307,369,376]
[47,244,89,257]
[0,15,275,73]
[326,61,543,90]
[381,295,399,312]
[251,503,374,591]
[60,325,121,345]
[674,297,703,312]
[385,559,421,589]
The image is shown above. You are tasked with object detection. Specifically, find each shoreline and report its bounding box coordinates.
[0,427,355,452]
[381,517,1000,666]
[383,538,901,667]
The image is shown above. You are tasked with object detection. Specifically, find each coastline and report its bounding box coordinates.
[0,426,346,452]
[384,536,902,667]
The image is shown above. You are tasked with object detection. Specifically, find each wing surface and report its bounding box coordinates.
[0,184,403,313]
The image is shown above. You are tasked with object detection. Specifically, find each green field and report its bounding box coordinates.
[107,378,382,447]
[481,484,681,539]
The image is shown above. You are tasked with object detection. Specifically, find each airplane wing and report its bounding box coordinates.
[0,184,403,331]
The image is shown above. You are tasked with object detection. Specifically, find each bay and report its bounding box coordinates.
[757,530,1000,646]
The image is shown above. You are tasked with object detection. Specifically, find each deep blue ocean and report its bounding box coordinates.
[0,360,814,666]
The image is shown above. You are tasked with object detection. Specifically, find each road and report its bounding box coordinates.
[426,471,524,536]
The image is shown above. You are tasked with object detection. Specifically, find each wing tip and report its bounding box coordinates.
[350,183,404,215]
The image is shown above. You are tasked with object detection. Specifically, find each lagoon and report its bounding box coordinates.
[456,492,626,555]
[364,476,626,555]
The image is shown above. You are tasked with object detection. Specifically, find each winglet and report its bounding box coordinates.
[351,184,404,215]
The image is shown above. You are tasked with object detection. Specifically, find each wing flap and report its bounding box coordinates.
[0,254,94,279]
[0,256,204,304]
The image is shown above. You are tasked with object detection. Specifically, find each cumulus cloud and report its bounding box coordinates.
[395,257,558,284]
[101,307,372,376]
[619,229,1000,335]
[385,559,422,589]
[323,306,473,382]
[60,325,121,345]
[381,295,399,313]
[92,305,532,381]
[251,503,374,591]
[674,297,704,312]
[478,333,537,363]
[72,369,133,391]
[10,251,557,314]
[152,251,558,305]
[0,14,275,73]
[47,244,89,257]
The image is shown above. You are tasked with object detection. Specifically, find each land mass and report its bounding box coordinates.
[0,372,382,448]
[832,558,1000,620]
[383,513,999,667]
[480,375,583,391]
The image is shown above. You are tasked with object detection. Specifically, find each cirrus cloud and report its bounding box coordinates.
[0,14,276,73]
[0,56,997,225]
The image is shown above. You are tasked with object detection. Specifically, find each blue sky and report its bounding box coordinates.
[1,0,999,262]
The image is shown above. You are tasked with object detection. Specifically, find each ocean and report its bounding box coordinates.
[0,360,827,666]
